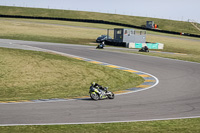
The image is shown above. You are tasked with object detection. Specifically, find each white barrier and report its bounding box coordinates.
[128,43,164,49]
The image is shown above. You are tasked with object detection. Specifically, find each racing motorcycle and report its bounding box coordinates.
[96,42,105,49]
[139,46,149,52]
[89,86,114,100]
[96,44,104,49]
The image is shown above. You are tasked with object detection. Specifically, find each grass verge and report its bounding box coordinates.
[0,18,105,45]
[1,118,200,133]
[0,47,144,101]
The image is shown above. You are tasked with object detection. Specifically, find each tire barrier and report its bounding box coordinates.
[0,14,200,38]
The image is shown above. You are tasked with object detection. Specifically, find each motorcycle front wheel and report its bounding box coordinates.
[90,93,100,101]
[108,92,114,99]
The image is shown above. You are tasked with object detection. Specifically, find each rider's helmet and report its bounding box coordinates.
[91,82,96,86]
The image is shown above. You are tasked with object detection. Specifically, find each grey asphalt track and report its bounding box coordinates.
[0,39,200,126]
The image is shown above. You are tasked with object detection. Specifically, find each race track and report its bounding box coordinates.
[0,39,200,126]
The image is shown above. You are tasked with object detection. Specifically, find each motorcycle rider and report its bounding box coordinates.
[91,82,104,90]
[144,46,149,52]
[101,41,105,47]
[91,82,107,97]
[98,41,105,48]
[140,45,149,52]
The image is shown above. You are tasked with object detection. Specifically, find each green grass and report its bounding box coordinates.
[0,18,125,45]
[0,17,128,30]
[0,47,144,101]
[0,6,200,35]
[0,18,103,45]
[1,118,200,133]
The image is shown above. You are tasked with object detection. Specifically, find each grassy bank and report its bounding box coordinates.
[0,6,199,35]
[0,47,143,101]
[0,18,105,45]
[1,118,200,133]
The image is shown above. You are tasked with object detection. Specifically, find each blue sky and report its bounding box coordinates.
[0,0,199,23]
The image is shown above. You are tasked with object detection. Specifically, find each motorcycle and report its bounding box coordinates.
[96,42,105,49]
[96,44,104,49]
[89,86,114,100]
[139,46,149,52]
